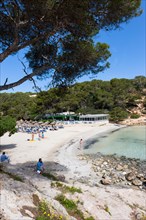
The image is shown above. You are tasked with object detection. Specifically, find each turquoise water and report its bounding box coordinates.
[84,126,146,160]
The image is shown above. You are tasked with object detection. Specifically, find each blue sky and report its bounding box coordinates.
[1,0,145,93]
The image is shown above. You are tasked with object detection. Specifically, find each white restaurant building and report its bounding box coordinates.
[79,114,109,123]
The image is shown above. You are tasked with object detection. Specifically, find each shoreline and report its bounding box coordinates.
[82,125,126,150]
[54,124,146,189]
[0,122,123,163]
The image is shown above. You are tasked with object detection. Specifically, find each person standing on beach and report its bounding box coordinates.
[31,132,34,141]
[79,139,83,150]
[38,131,41,140]
[41,131,44,139]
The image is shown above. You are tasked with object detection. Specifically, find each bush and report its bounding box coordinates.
[109,107,128,122]
[0,116,16,137]
[36,200,68,220]
[130,113,140,119]
[51,182,82,194]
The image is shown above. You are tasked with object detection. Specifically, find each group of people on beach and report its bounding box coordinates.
[28,131,45,141]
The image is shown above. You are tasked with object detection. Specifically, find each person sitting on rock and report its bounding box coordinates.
[0,152,10,163]
[36,158,44,174]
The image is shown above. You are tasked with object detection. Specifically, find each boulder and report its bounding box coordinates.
[123,164,128,169]
[136,173,144,179]
[100,178,111,185]
[57,175,65,182]
[103,161,108,166]
[132,178,142,186]
[125,172,136,181]
[116,165,123,171]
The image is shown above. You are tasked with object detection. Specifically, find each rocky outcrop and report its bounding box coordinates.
[84,154,146,190]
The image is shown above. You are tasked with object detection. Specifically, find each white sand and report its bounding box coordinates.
[0,122,119,164]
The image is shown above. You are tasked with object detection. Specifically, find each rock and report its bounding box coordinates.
[118,174,126,181]
[116,165,123,171]
[136,173,144,179]
[101,169,107,174]
[25,210,34,218]
[123,164,128,169]
[96,166,101,171]
[125,172,136,181]
[132,178,142,186]
[127,182,132,186]
[131,161,137,166]
[57,175,65,182]
[140,177,144,181]
[100,178,111,185]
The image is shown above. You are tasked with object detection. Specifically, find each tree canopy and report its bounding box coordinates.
[0,115,16,136]
[0,0,142,91]
[1,76,146,122]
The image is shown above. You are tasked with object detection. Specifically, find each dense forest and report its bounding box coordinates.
[0,76,146,122]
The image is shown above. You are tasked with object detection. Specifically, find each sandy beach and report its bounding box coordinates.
[0,122,146,220]
[0,122,120,164]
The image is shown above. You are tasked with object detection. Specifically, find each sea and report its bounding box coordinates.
[84,126,146,160]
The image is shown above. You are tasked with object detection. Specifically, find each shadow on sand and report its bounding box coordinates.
[0,144,17,151]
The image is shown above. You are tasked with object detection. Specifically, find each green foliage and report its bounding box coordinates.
[85,217,95,220]
[133,76,146,90]
[56,194,77,210]
[36,200,68,220]
[34,77,145,120]
[42,173,58,181]
[104,205,112,216]
[0,0,142,91]
[0,77,145,122]
[109,107,129,122]
[0,93,37,120]
[55,194,84,219]
[63,186,82,194]
[0,115,16,137]
[130,113,140,119]
[55,194,94,220]
[51,182,82,194]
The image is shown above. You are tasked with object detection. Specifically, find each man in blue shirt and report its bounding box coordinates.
[0,152,10,163]
[36,158,44,174]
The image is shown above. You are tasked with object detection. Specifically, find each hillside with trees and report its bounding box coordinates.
[0,76,146,123]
